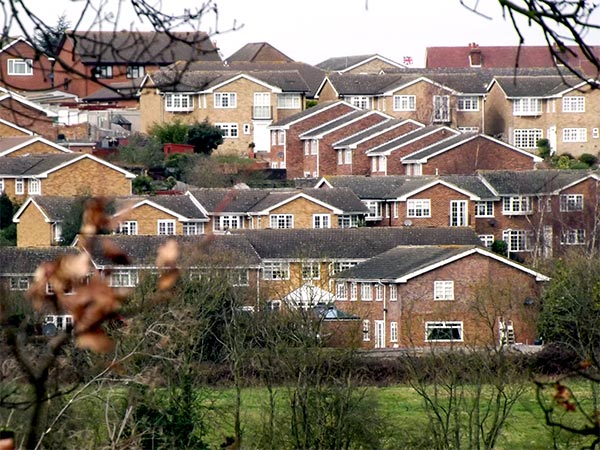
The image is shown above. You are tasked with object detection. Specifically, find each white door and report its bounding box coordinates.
[450,200,468,226]
[548,126,557,155]
[253,121,272,152]
[374,320,385,348]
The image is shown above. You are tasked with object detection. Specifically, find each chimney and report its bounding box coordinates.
[469,42,482,67]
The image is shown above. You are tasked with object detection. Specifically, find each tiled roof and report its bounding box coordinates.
[333,119,413,148]
[248,188,369,214]
[316,54,379,71]
[31,196,82,221]
[327,73,406,95]
[365,125,456,155]
[0,153,81,176]
[67,31,221,65]
[441,175,498,199]
[270,101,356,128]
[322,175,412,199]
[115,194,208,220]
[236,228,482,260]
[334,245,473,280]
[300,111,376,139]
[227,42,294,63]
[492,75,583,97]
[0,246,80,275]
[88,235,261,267]
[188,188,270,213]
[0,136,35,153]
[479,170,594,195]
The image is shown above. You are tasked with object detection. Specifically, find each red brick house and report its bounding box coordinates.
[0,37,55,92]
[0,88,58,139]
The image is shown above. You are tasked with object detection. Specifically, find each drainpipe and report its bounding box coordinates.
[379,281,387,348]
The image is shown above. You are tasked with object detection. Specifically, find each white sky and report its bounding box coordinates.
[14,0,600,67]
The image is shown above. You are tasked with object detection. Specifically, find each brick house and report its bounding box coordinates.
[333,245,548,348]
[316,54,407,74]
[0,117,34,137]
[269,101,359,175]
[12,196,77,247]
[0,88,58,139]
[227,42,294,63]
[0,135,72,157]
[0,37,55,92]
[484,72,600,157]
[0,153,135,201]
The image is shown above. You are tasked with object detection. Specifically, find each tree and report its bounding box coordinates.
[33,14,70,55]
[149,120,190,146]
[117,133,165,168]
[187,120,223,155]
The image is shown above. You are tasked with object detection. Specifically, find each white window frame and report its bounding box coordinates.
[375,284,384,301]
[51,223,62,244]
[10,276,29,291]
[560,194,584,211]
[474,201,494,217]
[349,96,371,109]
[313,214,330,229]
[563,128,587,143]
[213,215,242,232]
[93,65,113,79]
[364,200,383,220]
[433,95,450,122]
[513,98,542,116]
[28,178,41,195]
[390,322,398,343]
[214,92,237,108]
[407,199,431,218]
[363,319,371,341]
[15,178,24,195]
[330,261,357,275]
[215,123,239,138]
[110,269,138,287]
[230,269,249,287]
[425,321,463,342]
[457,96,479,111]
[336,282,347,300]
[302,261,320,280]
[393,95,416,111]
[502,229,533,252]
[157,219,176,235]
[458,126,480,133]
[479,234,495,248]
[561,229,586,245]
[594,128,599,139]
[502,196,533,215]
[361,283,372,301]
[7,58,32,75]
[165,93,194,112]
[434,280,454,301]
[389,284,397,301]
[269,214,293,229]
[513,129,543,149]
[126,65,144,79]
[262,261,290,280]
[310,140,318,155]
[0,179,4,192]
[119,221,138,235]
[562,96,585,112]
[350,282,358,301]
[277,94,301,109]
[338,215,359,228]
[183,222,204,235]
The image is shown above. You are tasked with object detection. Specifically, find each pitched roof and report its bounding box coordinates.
[66,31,221,64]
[82,80,142,102]
[333,119,422,148]
[366,125,458,155]
[319,175,413,199]
[479,170,594,195]
[188,188,270,213]
[115,194,208,221]
[270,101,358,128]
[227,42,294,63]
[0,136,72,156]
[0,246,80,275]
[13,196,80,223]
[324,73,406,95]
[316,54,406,72]
[300,111,388,139]
[248,188,369,214]
[235,227,482,260]
[491,74,584,97]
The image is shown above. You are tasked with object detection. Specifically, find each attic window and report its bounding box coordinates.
[8,58,32,76]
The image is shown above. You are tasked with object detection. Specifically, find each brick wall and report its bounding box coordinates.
[17,203,53,247]
[116,203,183,235]
[6,142,67,157]
[263,197,339,229]
[0,99,56,139]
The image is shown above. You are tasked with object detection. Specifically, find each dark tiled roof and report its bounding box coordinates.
[0,153,81,176]
[248,188,369,214]
[83,80,142,102]
[88,235,261,267]
[227,42,294,63]
[366,125,455,155]
[31,196,82,221]
[0,246,80,275]
[334,245,474,280]
[441,175,498,199]
[316,54,379,71]
[333,119,411,148]
[328,73,406,95]
[188,188,270,213]
[401,133,479,161]
[323,175,413,199]
[300,111,374,138]
[479,170,593,195]
[270,101,356,128]
[236,228,482,260]
[0,136,35,152]
[115,194,208,220]
[492,75,582,97]
[67,31,221,65]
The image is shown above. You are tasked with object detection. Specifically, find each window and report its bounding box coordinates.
[93,65,113,79]
[7,58,32,75]
[457,96,479,111]
[267,300,281,311]
[406,163,422,176]
[434,281,454,300]
[458,126,479,133]
[561,229,586,245]
[407,199,431,218]
[562,96,585,112]
[244,124,251,135]
[302,262,320,280]
[270,214,293,229]
[363,320,371,341]
[310,140,318,155]
[183,222,204,235]
[513,98,542,116]
[214,92,237,108]
[502,230,533,252]
[390,322,398,343]
[119,221,138,235]
[375,284,384,301]
[28,178,40,195]
[277,130,285,145]
[126,65,144,79]
[389,284,398,301]
[479,234,494,248]
[230,269,249,286]
[10,276,29,291]
[157,220,176,235]
[475,201,494,217]
[393,95,416,111]
[349,96,371,109]
[0,179,4,192]
[278,94,301,109]
[433,95,450,122]
[426,321,463,342]
[263,261,290,280]
[215,123,239,138]
[350,282,358,301]
[502,196,533,215]
[560,194,584,211]
[15,178,24,195]
[44,314,73,331]
[364,201,382,219]
[361,283,372,301]
[214,215,242,231]
[165,94,194,111]
[330,261,357,275]
[336,282,347,300]
[513,129,543,148]
[110,270,138,287]
[563,128,587,142]
[338,215,359,228]
[51,223,62,244]
[313,214,330,229]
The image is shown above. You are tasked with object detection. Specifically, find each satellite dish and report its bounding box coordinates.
[42,322,57,337]
[404,219,413,227]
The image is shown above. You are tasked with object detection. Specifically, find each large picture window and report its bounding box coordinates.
[513,129,543,148]
[407,199,431,218]
[513,98,542,115]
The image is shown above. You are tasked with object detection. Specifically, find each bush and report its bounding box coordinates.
[536,138,552,159]
[579,152,598,167]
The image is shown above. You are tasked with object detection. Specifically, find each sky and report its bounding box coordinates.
[14,0,600,67]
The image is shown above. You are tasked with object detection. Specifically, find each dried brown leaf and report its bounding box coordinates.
[156,239,179,267]
[157,268,180,291]
[76,328,114,353]
[102,240,131,265]
[0,438,15,450]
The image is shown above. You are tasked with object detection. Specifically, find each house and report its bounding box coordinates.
[425,43,600,74]
[333,245,548,348]
[0,87,59,139]
[0,135,73,157]
[0,153,135,201]
[0,37,56,92]
[0,117,34,137]
[268,100,359,176]
[227,42,294,63]
[316,54,406,74]
[54,31,221,100]
[485,72,600,157]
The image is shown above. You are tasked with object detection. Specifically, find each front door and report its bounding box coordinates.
[374,320,385,348]
[450,200,468,226]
